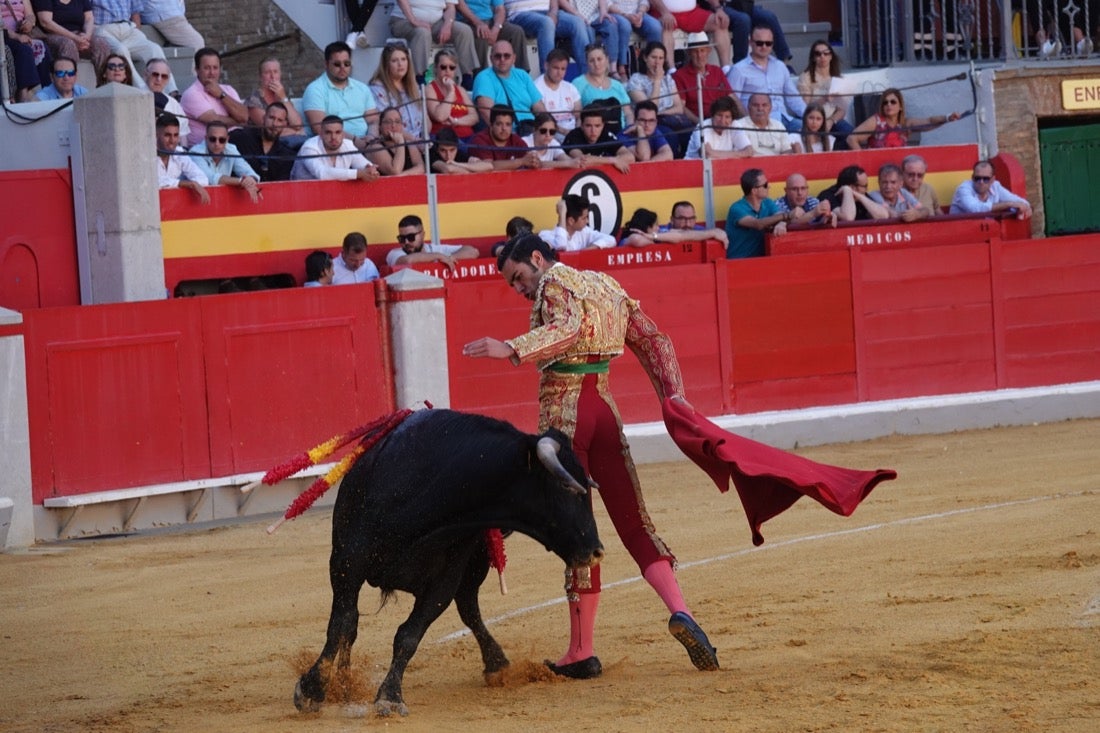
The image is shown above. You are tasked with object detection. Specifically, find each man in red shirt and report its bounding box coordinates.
[672,33,744,126]
[468,104,542,171]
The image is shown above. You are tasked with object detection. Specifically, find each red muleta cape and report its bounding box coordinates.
[662,399,897,546]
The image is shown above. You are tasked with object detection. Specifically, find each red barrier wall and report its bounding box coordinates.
[23,284,390,502]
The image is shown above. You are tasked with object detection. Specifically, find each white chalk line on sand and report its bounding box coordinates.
[435,488,1098,643]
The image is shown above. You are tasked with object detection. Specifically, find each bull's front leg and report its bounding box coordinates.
[455,547,508,678]
[295,550,365,712]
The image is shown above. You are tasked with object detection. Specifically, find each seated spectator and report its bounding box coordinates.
[738,93,794,156]
[723,2,791,64]
[684,96,751,159]
[428,127,494,174]
[229,101,297,182]
[303,250,334,287]
[154,112,209,202]
[538,194,616,251]
[647,0,732,69]
[572,43,633,133]
[848,87,960,149]
[98,51,133,86]
[386,214,480,271]
[816,165,890,222]
[949,160,1032,219]
[562,104,635,173]
[775,173,834,226]
[301,41,378,147]
[523,112,581,168]
[455,0,529,72]
[370,42,424,142]
[367,106,427,176]
[139,1,204,48]
[672,33,742,126]
[534,48,580,136]
[619,207,660,246]
[609,0,662,53]
[388,0,480,78]
[621,100,673,162]
[425,49,479,140]
[2,0,50,101]
[502,0,591,75]
[91,0,173,91]
[190,121,262,203]
[626,41,692,156]
[901,154,940,213]
[245,57,305,138]
[34,0,111,76]
[727,24,805,133]
[468,104,542,170]
[621,206,729,246]
[796,102,833,153]
[180,48,248,148]
[37,56,88,100]
[724,167,788,259]
[473,40,546,129]
[332,231,380,284]
[870,163,928,221]
[145,59,188,141]
[490,215,534,257]
[656,200,728,244]
[575,0,631,80]
[797,40,854,146]
[291,115,381,181]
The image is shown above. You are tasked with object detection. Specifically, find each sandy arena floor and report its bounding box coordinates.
[1,419,1097,733]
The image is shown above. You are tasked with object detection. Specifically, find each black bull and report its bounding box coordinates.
[294,409,605,716]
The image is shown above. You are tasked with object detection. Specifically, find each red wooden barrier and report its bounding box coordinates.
[23,284,390,502]
[767,214,1013,256]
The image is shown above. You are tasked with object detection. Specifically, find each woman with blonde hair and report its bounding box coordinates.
[849,87,960,150]
[369,42,424,142]
[424,49,478,140]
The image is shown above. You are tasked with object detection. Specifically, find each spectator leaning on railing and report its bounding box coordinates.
[538,194,616,251]
[901,154,940,213]
[291,114,381,181]
[949,160,1032,219]
[869,163,929,222]
[725,167,788,259]
[155,112,209,202]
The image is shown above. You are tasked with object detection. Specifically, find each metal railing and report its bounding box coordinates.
[843,0,1097,66]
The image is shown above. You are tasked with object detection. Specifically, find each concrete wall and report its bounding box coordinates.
[0,103,73,172]
[0,309,32,549]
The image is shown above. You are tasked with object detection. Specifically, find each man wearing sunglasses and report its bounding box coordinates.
[950,160,1032,219]
[385,214,479,271]
[145,58,188,141]
[302,41,379,149]
[36,56,88,101]
[189,121,262,204]
[726,24,805,133]
[473,39,546,129]
[901,154,940,214]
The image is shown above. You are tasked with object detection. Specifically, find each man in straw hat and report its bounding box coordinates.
[672,32,744,126]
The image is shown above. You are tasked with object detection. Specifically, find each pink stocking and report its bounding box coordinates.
[643,559,690,617]
[557,592,599,665]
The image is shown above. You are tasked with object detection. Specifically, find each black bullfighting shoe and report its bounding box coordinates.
[668,612,719,671]
[545,656,603,679]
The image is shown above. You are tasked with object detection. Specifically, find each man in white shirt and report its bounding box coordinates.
[538,195,615,251]
[155,113,209,203]
[145,58,188,142]
[291,116,380,181]
[533,48,579,135]
[332,232,381,284]
[386,214,480,271]
[737,93,793,156]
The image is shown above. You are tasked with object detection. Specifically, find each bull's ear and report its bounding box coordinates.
[535,436,587,495]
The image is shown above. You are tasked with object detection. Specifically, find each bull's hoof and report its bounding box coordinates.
[374,698,410,717]
[293,679,322,713]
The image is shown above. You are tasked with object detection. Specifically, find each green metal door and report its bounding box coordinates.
[1039,123,1100,235]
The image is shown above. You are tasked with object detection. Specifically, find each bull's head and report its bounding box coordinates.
[530,428,603,569]
[535,436,590,495]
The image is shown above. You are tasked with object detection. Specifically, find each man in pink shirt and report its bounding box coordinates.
[179,47,248,148]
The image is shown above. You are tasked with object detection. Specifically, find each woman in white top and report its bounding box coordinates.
[521,112,581,168]
[626,41,693,156]
[796,40,853,146]
[794,103,833,154]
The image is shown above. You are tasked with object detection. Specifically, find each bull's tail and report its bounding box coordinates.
[247,405,427,534]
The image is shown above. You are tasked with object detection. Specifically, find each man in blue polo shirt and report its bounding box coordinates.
[724,168,789,258]
[301,41,379,149]
[473,39,545,130]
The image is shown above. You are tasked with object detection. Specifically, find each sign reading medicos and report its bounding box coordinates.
[1061,78,1100,110]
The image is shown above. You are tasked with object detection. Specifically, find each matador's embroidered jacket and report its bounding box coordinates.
[504,262,685,438]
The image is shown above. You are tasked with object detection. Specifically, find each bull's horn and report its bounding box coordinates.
[536,437,587,496]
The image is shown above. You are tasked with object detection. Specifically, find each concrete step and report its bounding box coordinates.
[759,0,812,26]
